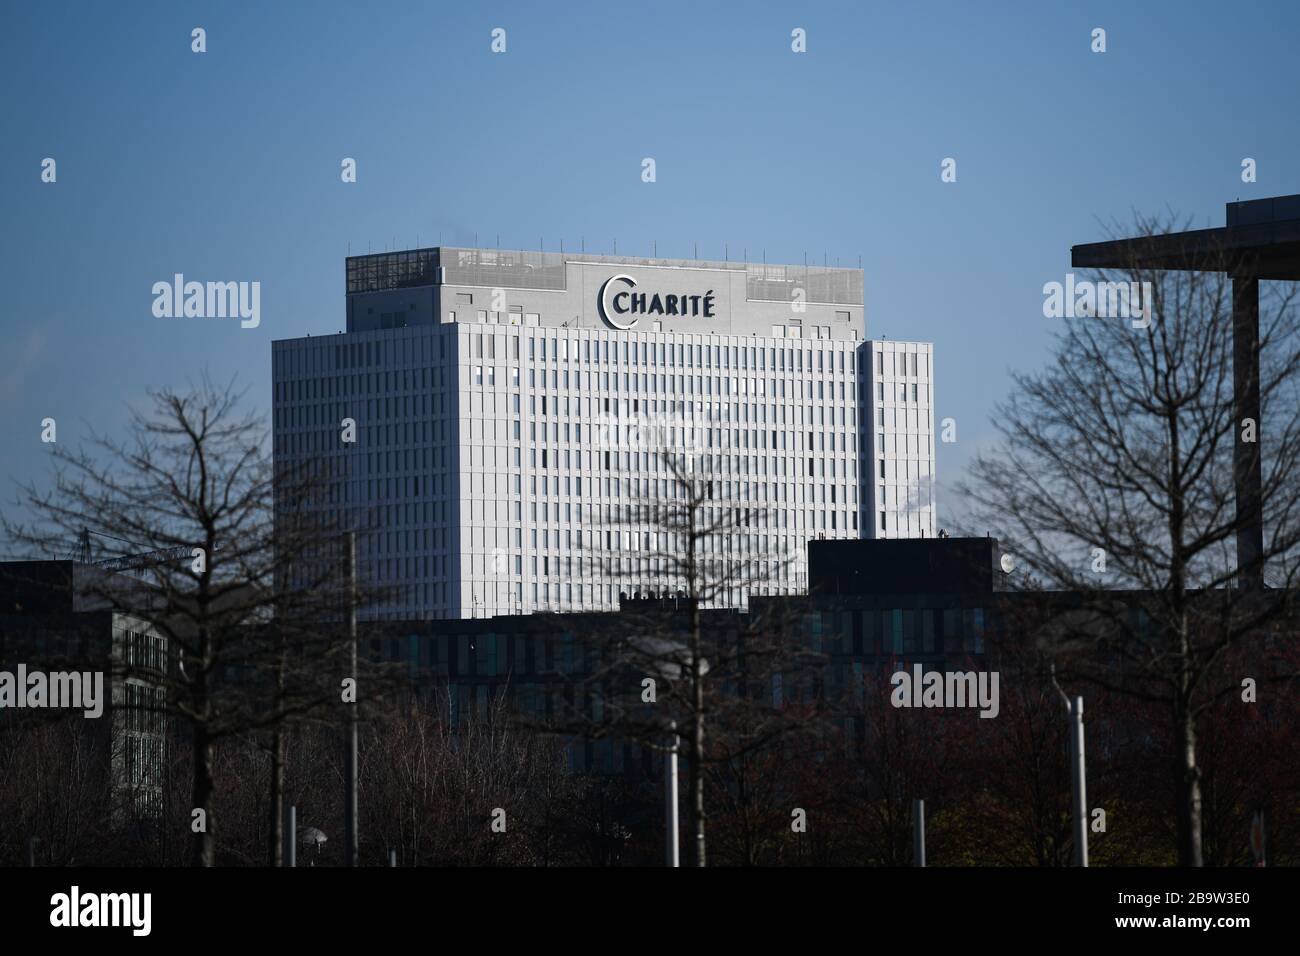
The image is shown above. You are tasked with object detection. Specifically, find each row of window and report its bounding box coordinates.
[276,324,890,381]
[121,683,167,735]
[275,332,451,379]
[873,349,930,378]
[769,324,837,339]
[465,331,860,376]
[871,380,931,404]
[121,628,166,673]
[122,733,166,798]
[469,366,857,400]
[806,607,985,656]
[374,606,983,682]
[277,363,451,404]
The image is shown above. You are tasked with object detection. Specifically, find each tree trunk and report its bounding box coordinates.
[267,645,287,866]
[1174,699,1203,866]
[689,601,707,867]
[268,725,284,866]
[690,701,706,867]
[191,722,216,867]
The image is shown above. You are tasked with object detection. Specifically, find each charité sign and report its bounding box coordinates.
[597,273,718,330]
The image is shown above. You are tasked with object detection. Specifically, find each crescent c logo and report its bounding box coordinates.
[598,274,638,330]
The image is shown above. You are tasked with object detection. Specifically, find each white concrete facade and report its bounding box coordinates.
[273,248,935,619]
[862,340,937,540]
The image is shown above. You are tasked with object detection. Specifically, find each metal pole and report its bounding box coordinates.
[1051,667,1088,867]
[284,804,296,868]
[27,835,37,867]
[913,799,925,867]
[665,720,680,868]
[1070,696,1089,867]
[388,848,397,867]
[345,531,359,867]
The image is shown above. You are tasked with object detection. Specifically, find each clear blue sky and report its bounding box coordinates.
[3,0,1298,532]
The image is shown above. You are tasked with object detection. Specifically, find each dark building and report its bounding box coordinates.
[0,561,169,820]
[358,537,1006,773]
[807,536,1005,597]
[359,599,745,775]
[0,539,1018,786]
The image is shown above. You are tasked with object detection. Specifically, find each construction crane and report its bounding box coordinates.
[73,527,195,572]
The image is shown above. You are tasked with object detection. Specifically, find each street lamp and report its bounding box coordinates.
[300,827,328,867]
[1050,665,1088,867]
[628,633,708,868]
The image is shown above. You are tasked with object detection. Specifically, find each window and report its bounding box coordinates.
[860,611,876,654]
[943,609,961,653]
[964,608,986,654]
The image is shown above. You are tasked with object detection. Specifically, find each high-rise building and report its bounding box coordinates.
[272,247,934,619]
[863,340,937,539]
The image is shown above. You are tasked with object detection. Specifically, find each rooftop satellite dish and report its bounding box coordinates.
[999,553,1016,575]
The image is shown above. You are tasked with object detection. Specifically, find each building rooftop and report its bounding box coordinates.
[344,246,864,305]
[807,537,1006,596]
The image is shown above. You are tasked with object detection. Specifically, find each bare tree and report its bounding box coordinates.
[959,213,1300,864]
[0,714,114,864]
[4,376,368,866]
[359,692,583,866]
[555,430,818,867]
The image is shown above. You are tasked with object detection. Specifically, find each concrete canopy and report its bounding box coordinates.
[1072,195,1300,280]
[1067,195,1300,587]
